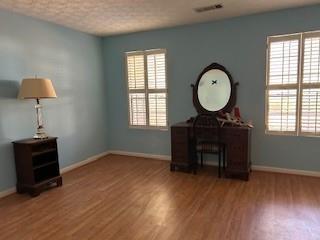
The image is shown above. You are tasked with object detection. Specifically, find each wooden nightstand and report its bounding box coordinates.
[12,137,62,197]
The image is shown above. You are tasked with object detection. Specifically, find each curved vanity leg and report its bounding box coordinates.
[200,152,203,167]
[170,164,175,172]
[192,165,197,175]
[218,150,221,178]
[223,146,226,170]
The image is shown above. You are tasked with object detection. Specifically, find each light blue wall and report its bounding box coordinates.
[0,10,108,192]
[1,5,320,193]
[103,5,320,171]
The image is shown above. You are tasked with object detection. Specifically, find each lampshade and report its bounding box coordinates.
[18,78,57,99]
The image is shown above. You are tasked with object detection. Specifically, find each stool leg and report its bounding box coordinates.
[218,150,221,178]
[223,146,226,170]
[201,152,203,167]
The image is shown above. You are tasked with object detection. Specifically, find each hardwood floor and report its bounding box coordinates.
[0,154,320,240]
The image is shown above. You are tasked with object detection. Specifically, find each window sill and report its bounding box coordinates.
[265,131,320,138]
[129,126,168,131]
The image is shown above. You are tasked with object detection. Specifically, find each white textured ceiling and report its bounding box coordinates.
[0,0,319,36]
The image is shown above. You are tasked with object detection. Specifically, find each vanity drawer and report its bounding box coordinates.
[222,128,248,143]
[171,126,189,144]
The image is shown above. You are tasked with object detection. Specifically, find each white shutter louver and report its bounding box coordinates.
[126,49,168,129]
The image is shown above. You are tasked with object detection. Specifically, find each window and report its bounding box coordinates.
[266,31,320,136]
[125,49,168,129]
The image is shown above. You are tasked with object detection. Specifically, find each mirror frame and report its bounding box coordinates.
[191,63,238,114]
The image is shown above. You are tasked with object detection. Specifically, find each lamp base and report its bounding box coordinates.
[33,127,48,139]
[33,133,48,139]
[33,100,49,139]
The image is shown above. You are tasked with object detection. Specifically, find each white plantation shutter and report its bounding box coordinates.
[127,52,147,126]
[148,93,167,127]
[268,40,299,85]
[126,49,168,129]
[147,53,166,89]
[300,33,320,135]
[302,36,320,84]
[146,51,167,127]
[267,89,297,132]
[266,35,300,134]
[300,89,320,134]
[129,93,147,126]
[127,55,145,89]
[266,30,320,136]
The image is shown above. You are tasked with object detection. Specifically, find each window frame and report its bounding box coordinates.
[265,30,320,137]
[125,49,168,131]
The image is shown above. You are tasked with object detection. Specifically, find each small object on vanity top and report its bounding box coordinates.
[233,107,241,119]
[186,117,195,123]
[216,107,253,128]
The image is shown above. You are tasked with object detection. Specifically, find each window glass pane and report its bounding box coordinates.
[129,93,146,126]
[148,93,167,127]
[267,89,297,132]
[269,40,299,85]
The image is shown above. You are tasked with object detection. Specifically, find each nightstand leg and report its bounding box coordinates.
[16,184,25,194]
[30,189,40,198]
[57,177,63,187]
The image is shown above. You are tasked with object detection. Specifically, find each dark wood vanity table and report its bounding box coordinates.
[171,122,251,180]
[170,63,252,180]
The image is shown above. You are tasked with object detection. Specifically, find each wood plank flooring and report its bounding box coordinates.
[0,154,320,240]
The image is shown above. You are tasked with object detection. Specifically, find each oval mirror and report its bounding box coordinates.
[192,63,237,114]
[197,69,231,112]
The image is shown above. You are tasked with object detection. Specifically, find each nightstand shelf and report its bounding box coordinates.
[33,160,58,170]
[12,137,62,197]
[32,148,57,157]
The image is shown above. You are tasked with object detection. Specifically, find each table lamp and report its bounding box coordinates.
[18,77,57,139]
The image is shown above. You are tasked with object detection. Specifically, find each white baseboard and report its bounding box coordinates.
[0,150,110,199]
[0,187,16,199]
[108,150,320,178]
[251,165,320,177]
[60,151,110,174]
[108,150,171,161]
